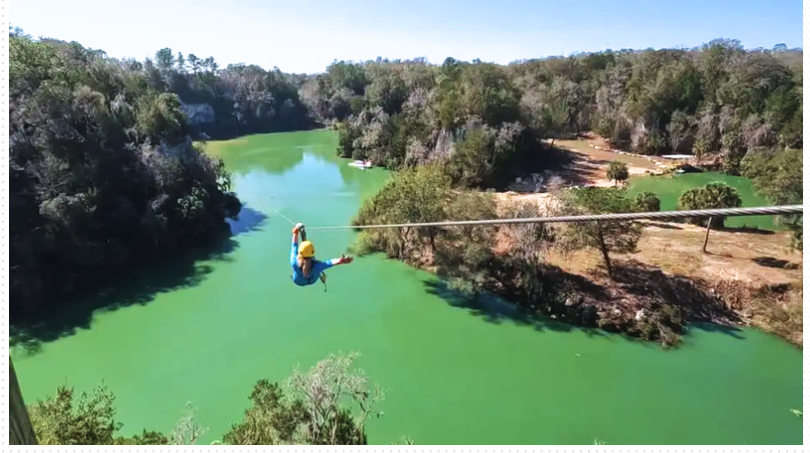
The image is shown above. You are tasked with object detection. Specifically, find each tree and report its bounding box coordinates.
[26,353,399,446]
[353,165,450,259]
[498,199,558,305]
[606,161,630,186]
[633,191,661,212]
[677,182,742,228]
[27,384,170,445]
[223,353,385,445]
[434,192,499,298]
[558,187,643,278]
[9,34,242,316]
[741,148,803,250]
[678,182,743,253]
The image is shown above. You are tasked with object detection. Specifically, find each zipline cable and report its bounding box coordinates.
[270,208,297,227]
[298,205,803,231]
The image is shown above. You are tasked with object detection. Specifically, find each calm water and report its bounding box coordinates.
[627,172,776,230]
[12,131,803,445]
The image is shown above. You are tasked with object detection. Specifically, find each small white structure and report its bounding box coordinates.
[661,154,693,160]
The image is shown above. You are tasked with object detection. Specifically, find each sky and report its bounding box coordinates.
[11,0,804,74]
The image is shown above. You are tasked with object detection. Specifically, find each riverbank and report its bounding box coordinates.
[352,136,802,348]
[487,139,802,347]
[359,193,802,348]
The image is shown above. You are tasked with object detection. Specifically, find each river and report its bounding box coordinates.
[11,130,803,445]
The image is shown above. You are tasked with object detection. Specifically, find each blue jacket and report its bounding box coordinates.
[290,238,334,286]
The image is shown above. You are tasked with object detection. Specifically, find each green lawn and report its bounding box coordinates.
[627,172,778,230]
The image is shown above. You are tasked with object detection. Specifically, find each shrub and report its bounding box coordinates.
[633,191,661,212]
[677,182,742,228]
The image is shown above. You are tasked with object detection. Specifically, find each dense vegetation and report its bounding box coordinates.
[307,39,802,245]
[302,40,802,173]
[9,28,802,339]
[9,30,247,316]
[350,167,686,344]
[740,147,804,249]
[27,353,402,445]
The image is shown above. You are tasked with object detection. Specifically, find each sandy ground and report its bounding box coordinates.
[544,222,802,287]
[506,136,679,194]
[494,136,802,297]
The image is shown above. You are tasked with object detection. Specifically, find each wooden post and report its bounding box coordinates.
[702,217,713,253]
[9,358,38,445]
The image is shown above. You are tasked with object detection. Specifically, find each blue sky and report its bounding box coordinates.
[12,0,803,74]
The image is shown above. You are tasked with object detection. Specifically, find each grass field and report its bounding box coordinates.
[627,172,777,230]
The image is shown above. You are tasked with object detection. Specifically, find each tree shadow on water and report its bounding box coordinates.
[10,209,269,357]
[227,204,270,235]
[421,280,606,338]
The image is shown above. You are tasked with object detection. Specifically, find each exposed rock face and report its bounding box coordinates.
[433,128,455,160]
[180,102,215,125]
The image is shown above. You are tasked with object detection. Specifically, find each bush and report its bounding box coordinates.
[28,353,398,446]
[28,384,170,445]
[633,191,661,212]
[677,182,742,228]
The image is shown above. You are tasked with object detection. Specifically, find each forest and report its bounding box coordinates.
[8,25,804,446]
[9,26,802,329]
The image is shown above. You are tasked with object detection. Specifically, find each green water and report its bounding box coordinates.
[627,172,777,230]
[12,131,803,445]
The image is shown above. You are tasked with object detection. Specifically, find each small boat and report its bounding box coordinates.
[348,160,372,170]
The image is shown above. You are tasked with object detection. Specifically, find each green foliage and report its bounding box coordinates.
[606,161,630,185]
[222,380,310,445]
[677,182,742,228]
[633,191,661,212]
[741,148,803,249]
[353,165,451,259]
[559,187,643,277]
[310,43,801,187]
[9,33,243,316]
[449,129,500,187]
[28,384,169,445]
[223,353,385,445]
[630,302,684,347]
[434,192,499,298]
[14,30,802,188]
[29,353,399,446]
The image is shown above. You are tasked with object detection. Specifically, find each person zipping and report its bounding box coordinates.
[290,223,353,291]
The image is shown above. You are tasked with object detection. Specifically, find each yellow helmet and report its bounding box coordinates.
[299,241,315,258]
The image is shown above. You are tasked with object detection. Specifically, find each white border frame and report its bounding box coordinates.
[0,0,806,449]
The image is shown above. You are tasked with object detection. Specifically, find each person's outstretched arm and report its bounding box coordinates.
[327,255,354,267]
[313,255,354,273]
[290,223,303,266]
